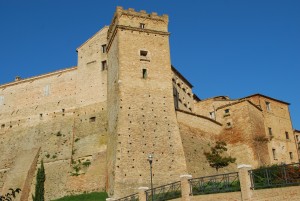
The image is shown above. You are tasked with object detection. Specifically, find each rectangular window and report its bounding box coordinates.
[142,69,147,79]
[140,23,145,29]
[102,44,107,53]
[209,112,215,120]
[266,101,271,111]
[44,85,50,96]
[102,60,107,71]
[89,117,96,122]
[296,135,299,142]
[268,127,273,136]
[289,152,293,160]
[285,131,289,139]
[224,109,230,117]
[140,50,148,57]
[0,96,4,105]
[272,148,276,160]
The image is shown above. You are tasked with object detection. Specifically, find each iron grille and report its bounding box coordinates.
[249,163,300,189]
[145,181,181,201]
[189,172,240,195]
[116,193,139,201]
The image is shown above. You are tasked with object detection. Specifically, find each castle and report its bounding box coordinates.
[0,7,298,200]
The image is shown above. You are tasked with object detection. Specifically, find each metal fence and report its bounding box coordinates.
[249,163,300,189]
[189,172,240,195]
[145,181,181,201]
[116,193,139,201]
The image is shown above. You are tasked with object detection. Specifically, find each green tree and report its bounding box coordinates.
[204,141,236,172]
[33,160,45,201]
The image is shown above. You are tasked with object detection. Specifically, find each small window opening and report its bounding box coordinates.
[266,101,271,111]
[209,112,215,120]
[296,135,299,142]
[289,152,293,160]
[272,148,276,160]
[227,122,231,127]
[268,127,273,136]
[102,44,107,53]
[102,60,107,71]
[0,96,4,105]
[142,69,147,79]
[225,109,230,114]
[89,117,96,122]
[140,23,145,29]
[40,114,43,118]
[44,85,50,96]
[1,124,5,129]
[140,50,148,57]
[62,109,65,113]
[285,132,289,139]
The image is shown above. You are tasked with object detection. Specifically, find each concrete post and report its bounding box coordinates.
[238,164,253,201]
[180,174,192,201]
[138,187,149,201]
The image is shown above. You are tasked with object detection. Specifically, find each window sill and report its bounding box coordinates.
[140,58,150,62]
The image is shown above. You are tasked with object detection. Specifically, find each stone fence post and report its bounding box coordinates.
[180,174,192,201]
[106,198,116,201]
[238,164,253,201]
[138,187,149,201]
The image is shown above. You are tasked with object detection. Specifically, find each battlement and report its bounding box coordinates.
[107,6,169,51]
[115,6,168,21]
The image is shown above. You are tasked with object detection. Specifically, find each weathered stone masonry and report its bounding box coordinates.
[0,7,298,200]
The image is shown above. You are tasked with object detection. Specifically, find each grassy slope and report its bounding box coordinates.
[52,192,108,201]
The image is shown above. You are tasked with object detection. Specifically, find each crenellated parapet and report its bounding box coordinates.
[107,6,169,52]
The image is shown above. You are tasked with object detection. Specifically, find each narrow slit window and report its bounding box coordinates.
[102,44,107,53]
[209,112,215,120]
[266,101,271,111]
[142,69,147,79]
[44,85,50,96]
[102,60,107,71]
[272,148,276,160]
[268,127,273,136]
[289,152,293,160]
[285,132,289,139]
[140,23,145,29]
[0,96,4,105]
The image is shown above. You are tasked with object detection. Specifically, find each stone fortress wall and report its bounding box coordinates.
[0,6,298,201]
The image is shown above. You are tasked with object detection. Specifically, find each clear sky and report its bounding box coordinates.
[0,0,299,129]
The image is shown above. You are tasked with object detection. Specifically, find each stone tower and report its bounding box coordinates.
[106,7,187,197]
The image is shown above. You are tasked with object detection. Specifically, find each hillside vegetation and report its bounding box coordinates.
[52,192,108,201]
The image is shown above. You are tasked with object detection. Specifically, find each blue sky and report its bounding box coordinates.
[0,0,299,129]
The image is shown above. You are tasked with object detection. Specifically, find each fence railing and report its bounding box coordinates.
[189,172,240,195]
[249,163,300,189]
[116,193,139,201]
[145,181,181,201]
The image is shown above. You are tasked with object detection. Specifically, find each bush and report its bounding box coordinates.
[52,192,108,201]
